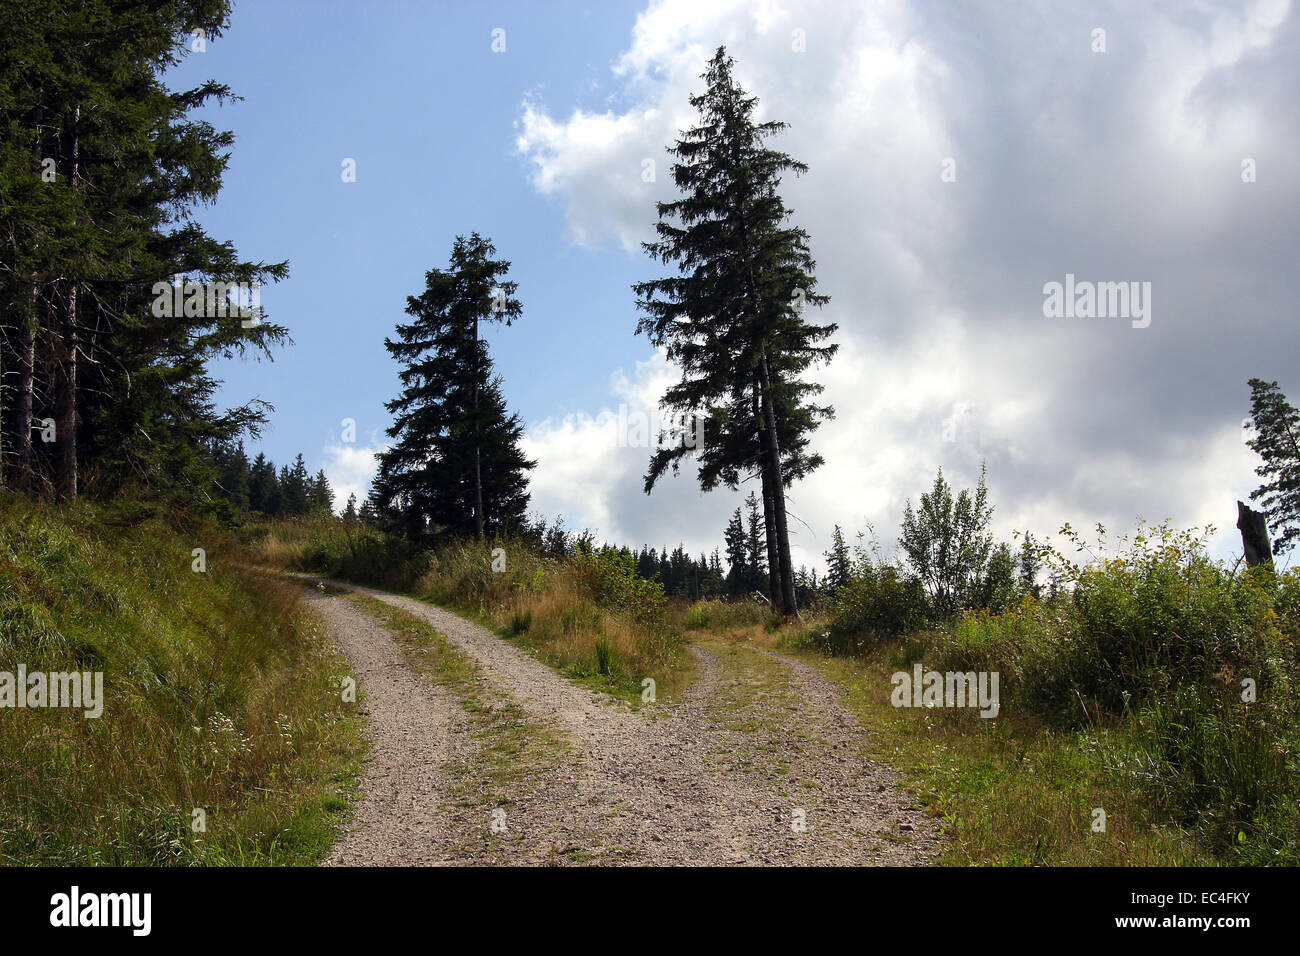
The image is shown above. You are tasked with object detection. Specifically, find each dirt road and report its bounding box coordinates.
[301,577,943,866]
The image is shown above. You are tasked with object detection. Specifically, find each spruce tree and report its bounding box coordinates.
[634,47,837,615]
[1246,378,1300,554]
[824,525,851,594]
[309,469,334,515]
[722,507,749,596]
[1018,532,1042,599]
[0,1,289,499]
[371,235,533,540]
[213,441,250,512]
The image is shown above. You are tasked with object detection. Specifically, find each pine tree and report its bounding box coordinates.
[824,525,851,594]
[1018,532,1042,599]
[213,441,250,512]
[1246,378,1300,554]
[371,234,533,540]
[309,469,334,515]
[247,453,278,515]
[358,498,377,526]
[633,47,837,615]
[722,507,749,596]
[277,454,309,515]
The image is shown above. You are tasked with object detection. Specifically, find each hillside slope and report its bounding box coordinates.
[0,496,362,865]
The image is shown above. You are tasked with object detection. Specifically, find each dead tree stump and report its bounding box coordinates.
[1237,500,1273,568]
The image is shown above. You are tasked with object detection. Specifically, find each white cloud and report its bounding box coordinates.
[514,0,1300,572]
[320,443,383,514]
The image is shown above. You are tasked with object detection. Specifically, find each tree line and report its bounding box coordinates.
[209,443,335,519]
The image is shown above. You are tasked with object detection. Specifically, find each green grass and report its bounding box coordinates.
[0,494,364,865]
[251,517,696,707]
[776,646,1217,866]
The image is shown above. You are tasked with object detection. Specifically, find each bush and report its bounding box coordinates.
[810,563,928,655]
[917,522,1300,859]
[571,545,667,628]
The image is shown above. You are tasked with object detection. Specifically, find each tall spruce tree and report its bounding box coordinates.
[370,235,533,540]
[1246,378,1300,555]
[633,47,837,615]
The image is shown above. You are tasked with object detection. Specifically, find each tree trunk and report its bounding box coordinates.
[10,318,36,487]
[754,376,781,606]
[759,348,797,616]
[473,312,484,539]
[735,210,795,615]
[1237,500,1273,568]
[55,104,80,500]
[55,293,77,499]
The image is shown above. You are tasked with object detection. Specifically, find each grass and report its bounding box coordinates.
[250,517,695,706]
[342,592,570,799]
[0,494,364,865]
[793,650,1216,865]
[693,612,1218,865]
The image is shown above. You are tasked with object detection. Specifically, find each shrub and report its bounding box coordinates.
[811,563,928,655]
[571,546,667,628]
[918,521,1300,859]
[678,598,773,631]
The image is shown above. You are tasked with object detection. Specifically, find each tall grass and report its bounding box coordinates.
[250,518,691,701]
[0,495,362,865]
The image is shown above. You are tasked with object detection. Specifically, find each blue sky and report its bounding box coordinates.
[165,0,1300,571]
[170,0,651,475]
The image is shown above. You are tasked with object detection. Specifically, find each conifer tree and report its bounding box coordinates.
[371,234,533,540]
[1246,378,1300,554]
[824,525,851,594]
[634,47,837,615]
[0,1,289,498]
[1018,532,1043,599]
[723,506,749,596]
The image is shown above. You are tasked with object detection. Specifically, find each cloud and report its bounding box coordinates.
[320,443,383,514]
[515,0,1299,570]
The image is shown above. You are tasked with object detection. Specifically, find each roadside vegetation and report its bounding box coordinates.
[777,510,1296,865]
[251,516,692,704]
[0,496,363,865]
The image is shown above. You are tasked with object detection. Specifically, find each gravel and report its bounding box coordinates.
[296,574,943,866]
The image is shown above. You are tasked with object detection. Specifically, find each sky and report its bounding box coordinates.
[169,0,1300,573]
